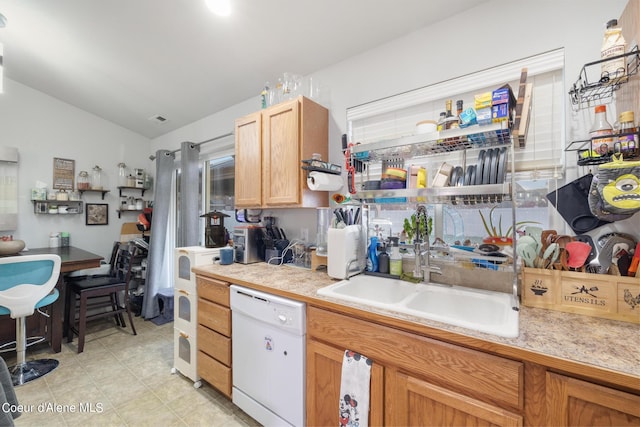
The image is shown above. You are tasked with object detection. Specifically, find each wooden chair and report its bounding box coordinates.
[65,243,138,353]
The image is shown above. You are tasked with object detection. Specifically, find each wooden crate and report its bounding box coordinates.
[521,267,640,324]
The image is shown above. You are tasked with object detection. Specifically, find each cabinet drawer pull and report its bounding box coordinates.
[178,289,190,296]
[179,332,189,339]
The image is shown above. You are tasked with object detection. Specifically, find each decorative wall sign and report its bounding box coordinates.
[53,157,75,190]
[86,203,108,226]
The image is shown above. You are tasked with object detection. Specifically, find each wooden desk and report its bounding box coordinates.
[0,247,103,353]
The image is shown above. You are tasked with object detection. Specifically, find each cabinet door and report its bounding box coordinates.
[262,99,301,206]
[306,339,384,427]
[546,372,640,426]
[387,369,523,427]
[234,111,263,207]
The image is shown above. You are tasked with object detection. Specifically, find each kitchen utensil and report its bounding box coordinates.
[482,149,492,185]
[597,232,636,248]
[540,243,560,268]
[476,150,486,185]
[524,226,543,251]
[464,165,475,186]
[574,234,597,264]
[596,236,633,273]
[475,243,501,255]
[540,229,557,253]
[489,148,499,184]
[450,166,463,187]
[518,235,540,255]
[517,242,537,268]
[564,241,592,269]
[496,147,507,184]
[616,251,631,276]
[628,242,640,277]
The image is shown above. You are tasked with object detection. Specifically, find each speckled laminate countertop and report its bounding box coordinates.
[192,262,640,388]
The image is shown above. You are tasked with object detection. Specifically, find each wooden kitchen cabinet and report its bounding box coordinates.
[387,369,522,426]
[306,306,523,426]
[546,372,640,426]
[196,276,232,398]
[307,339,384,426]
[234,96,329,208]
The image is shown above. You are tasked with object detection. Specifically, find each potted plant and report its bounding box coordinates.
[403,213,433,244]
[479,206,538,245]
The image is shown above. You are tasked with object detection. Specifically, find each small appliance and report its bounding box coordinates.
[233,226,265,264]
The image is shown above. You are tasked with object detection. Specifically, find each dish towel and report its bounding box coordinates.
[339,350,373,427]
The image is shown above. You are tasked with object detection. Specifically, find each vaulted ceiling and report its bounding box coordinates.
[0,0,488,138]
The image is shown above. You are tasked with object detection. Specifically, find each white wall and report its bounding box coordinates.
[0,79,152,259]
[151,0,631,240]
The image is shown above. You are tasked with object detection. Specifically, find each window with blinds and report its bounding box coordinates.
[346,49,566,239]
[346,48,565,180]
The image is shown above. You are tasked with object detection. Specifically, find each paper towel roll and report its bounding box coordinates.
[307,171,343,191]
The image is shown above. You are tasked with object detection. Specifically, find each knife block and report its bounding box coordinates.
[327,225,364,279]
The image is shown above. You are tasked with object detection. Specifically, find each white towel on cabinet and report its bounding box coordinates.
[339,350,373,427]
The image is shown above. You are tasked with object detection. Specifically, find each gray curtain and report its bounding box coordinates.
[178,141,200,247]
[142,149,175,319]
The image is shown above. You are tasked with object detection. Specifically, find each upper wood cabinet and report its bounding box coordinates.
[234,96,329,208]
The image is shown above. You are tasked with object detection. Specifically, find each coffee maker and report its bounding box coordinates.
[233,226,265,264]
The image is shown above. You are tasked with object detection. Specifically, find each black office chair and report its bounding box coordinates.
[65,242,138,353]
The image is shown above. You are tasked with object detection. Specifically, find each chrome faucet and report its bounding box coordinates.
[412,205,441,282]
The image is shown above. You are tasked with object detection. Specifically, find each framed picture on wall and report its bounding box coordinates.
[86,203,108,226]
[53,157,75,190]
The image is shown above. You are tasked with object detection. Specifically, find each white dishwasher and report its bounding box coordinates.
[230,285,306,427]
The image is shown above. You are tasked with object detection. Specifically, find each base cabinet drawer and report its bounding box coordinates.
[198,350,232,398]
[198,299,231,336]
[198,324,231,366]
[197,276,230,306]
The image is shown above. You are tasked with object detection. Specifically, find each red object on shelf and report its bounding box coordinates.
[483,236,513,246]
[628,242,640,277]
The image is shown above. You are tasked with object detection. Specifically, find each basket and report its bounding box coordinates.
[521,267,640,324]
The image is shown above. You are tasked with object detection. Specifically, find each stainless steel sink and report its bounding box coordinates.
[317,274,519,337]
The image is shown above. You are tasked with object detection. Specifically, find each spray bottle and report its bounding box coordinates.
[367,236,379,273]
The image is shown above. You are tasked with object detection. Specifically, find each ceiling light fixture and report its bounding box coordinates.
[205,0,231,17]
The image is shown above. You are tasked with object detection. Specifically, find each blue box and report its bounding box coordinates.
[459,108,477,128]
[492,104,509,123]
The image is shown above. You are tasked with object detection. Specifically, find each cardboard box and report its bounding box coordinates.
[492,86,514,105]
[476,107,492,126]
[492,103,510,123]
[474,92,492,109]
[521,267,640,324]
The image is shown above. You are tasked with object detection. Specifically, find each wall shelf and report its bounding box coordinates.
[568,45,639,108]
[351,122,512,161]
[116,208,143,219]
[78,189,110,200]
[117,186,146,197]
[32,200,83,214]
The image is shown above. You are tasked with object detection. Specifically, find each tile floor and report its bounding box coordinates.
[3,318,259,426]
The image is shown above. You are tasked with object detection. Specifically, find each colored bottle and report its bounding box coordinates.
[367,236,379,273]
[617,111,638,158]
[601,19,626,81]
[389,238,402,276]
[589,105,613,156]
[378,244,390,274]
